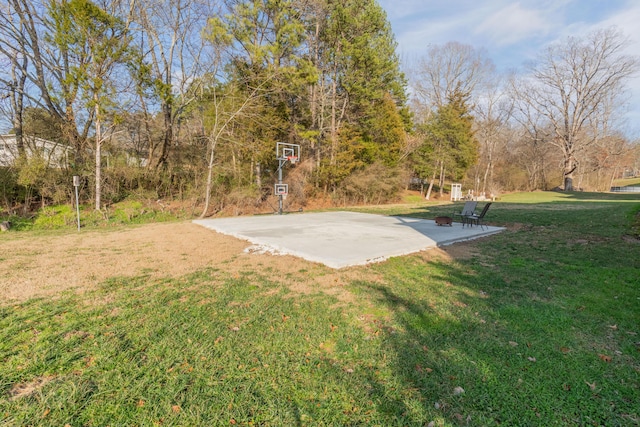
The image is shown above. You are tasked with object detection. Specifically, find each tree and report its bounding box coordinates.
[0,0,96,168]
[130,0,216,170]
[513,27,637,191]
[412,41,493,112]
[414,89,478,199]
[471,75,512,195]
[316,0,408,191]
[48,0,132,210]
[0,0,41,159]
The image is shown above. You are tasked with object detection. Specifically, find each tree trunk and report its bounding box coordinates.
[199,138,218,219]
[425,167,438,200]
[95,102,102,210]
[156,105,173,169]
[439,162,445,198]
[10,57,27,158]
[563,156,575,191]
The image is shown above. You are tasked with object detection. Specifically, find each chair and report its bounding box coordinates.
[453,201,477,224]
[463,203,492,230]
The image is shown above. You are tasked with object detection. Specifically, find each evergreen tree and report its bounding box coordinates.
[317,0,409,190]
[413,89,478,198]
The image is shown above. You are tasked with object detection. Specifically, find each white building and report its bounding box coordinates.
[0,134,71,168]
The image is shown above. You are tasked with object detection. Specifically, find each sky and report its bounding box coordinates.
[377,0,640,136]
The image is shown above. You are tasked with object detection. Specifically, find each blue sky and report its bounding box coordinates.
[378,0,640,134]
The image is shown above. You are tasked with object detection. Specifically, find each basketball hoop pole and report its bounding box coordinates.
[277,156,285,215]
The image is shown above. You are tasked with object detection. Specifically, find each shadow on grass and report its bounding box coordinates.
[348,196,640,425]
[351,251,639,425]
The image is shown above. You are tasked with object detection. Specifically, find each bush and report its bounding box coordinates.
[32,205,76,229]
[333,163,407,206]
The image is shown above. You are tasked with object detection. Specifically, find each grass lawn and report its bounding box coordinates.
[1,192,639,426]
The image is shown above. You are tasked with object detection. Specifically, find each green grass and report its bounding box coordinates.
[0,199,184,232]
[1,191,639,426]
[613,177,640,187]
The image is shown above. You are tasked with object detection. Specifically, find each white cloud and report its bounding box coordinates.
[475,3,554,46]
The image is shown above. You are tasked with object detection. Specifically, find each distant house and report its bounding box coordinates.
[0,134,71,168]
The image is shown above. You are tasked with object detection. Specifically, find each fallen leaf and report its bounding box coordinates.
[560,347,571,354]
[585,380,597,391]
[230,326,240,332]
[230,419,237,425]
[563,384,571,391]
[527,357,536,362]
[608,324,618,330]
[282,314,289,322]
[509,341,518,347]
[42,409,50,418]
[137,400,145,407]
[330,324,337,332]
[171,405,181,413]
[214,336,223,344]
[598,354,612,363]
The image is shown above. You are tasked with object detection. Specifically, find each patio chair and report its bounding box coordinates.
[453,201,477,224]
[463,202,492,230]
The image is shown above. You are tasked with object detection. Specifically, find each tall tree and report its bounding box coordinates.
[130,0,215,170]
[472,74,512,195]
[317,0,408,190]
[414,89,478,199]
[48,0,131,209]
[0,5,28,159]
[412,41,493,112]
[513,27,637,191]
[206,0,310,185]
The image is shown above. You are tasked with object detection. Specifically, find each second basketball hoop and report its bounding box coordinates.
[275,142,301,215]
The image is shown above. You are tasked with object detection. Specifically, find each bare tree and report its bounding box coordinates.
[0,0,99,166]
[0,0,39,157]
[472,74,512,196]
[408,42,493,199]
[412,41,494,111]
[130,0,216,169]
[513,27,637,191]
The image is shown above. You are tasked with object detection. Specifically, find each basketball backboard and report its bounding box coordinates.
[274,183,288,196]
[276,142,300,163]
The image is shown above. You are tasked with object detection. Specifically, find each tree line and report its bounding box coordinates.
[1,0,638,216]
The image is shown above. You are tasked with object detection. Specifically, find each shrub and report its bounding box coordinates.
[333,163,407,206]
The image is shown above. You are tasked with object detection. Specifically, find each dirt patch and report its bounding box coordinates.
[0,222,271,302]
[0,221,471,304]
[439,242,479,260]
[8,375,56,401]
[0,221,379,303]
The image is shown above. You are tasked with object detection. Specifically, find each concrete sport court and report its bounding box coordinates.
[193,211,504,269]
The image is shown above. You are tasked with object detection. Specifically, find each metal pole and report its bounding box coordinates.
[75,186,80,230]
[73,176,81,230]
[278,158,284,215]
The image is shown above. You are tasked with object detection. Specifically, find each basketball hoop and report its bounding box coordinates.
[275,142,300,215]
